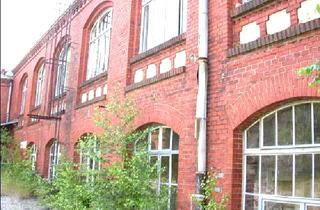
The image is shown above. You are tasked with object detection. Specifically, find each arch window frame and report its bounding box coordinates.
[242,101,320,210]
[86,8,113,80]
[55,44,71,97]
[48,140,60,180]
[35,63,45,106]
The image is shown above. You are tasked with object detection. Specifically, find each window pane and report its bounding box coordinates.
[263,114,275,146]
[151,129,159,150]
[246,156,259,193]
[278,107,293,145]
[277,155,293,196]
[150,156,158,184]
[264,201,300,210]
[295,154,312,197]
[172,154,178,184]
[261,156,275,194]
[247,122,259,149]
[295,104,312,145]
[162,128,171,149]
[164,0,179,41]
[315,154,320,198]
[245,195,258,210]
[307,206,320,210]
[161,156,170,183]
[172,131,179,150]
[314,103,320,144]
[170,186,177,210]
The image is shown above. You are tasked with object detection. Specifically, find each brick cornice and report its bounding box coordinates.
[231,0,277,18]
[227,19,320,57]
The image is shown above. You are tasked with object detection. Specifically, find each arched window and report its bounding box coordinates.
[137,126,179,209]
[20,78,28,114]
[35,64,45,106]
[86,9,112,80]
[29,144,37,171]
[48,140,60,179]
[243,102,320,210]
[55,44,71,97]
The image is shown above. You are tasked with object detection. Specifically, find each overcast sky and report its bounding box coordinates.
[1,0,73,71]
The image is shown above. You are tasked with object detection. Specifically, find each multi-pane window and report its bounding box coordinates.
[144,126,179,210]
[30,144,37,171]
[48,140,60,179]
[35,64,45,106]
[243,102,320,210]
[86,9,112,80]
[140,0,187,52]
[55,45,71,97]
[20,78,28,114]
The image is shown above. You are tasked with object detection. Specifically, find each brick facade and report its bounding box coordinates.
[1,0,319,209]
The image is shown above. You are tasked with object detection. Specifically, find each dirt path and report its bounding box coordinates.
[0,196,49,210]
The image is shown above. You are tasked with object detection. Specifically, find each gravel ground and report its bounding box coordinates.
[1,196,49,210]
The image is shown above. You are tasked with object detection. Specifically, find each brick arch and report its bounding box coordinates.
[78,0,114,85]
[227,76,320,130]
[134,103,187,138]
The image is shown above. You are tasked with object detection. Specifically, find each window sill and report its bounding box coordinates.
[231,0,276,18]
[80,72,108,88]
[130,33,186,64]
[227,19,320,57]
[75,95,106,110]
[125,67,185,92]
[54,92,67,100]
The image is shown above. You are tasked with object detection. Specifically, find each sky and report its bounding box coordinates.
[1,0,73,72]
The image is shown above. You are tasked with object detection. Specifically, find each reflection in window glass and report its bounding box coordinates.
[295,154,312,197]
[162,128,171,149]
[151,129,159,150]
[278,107,293,145]
[245,195,258,210]
[264,202,300,210]
[295,104,312,145]
[246,156,259,193]
[277,155,292,196]
[247,122,259,148]
[315,154,320,198]
[261,156,275,194]
[263,114,275,146]
[172,154,178,184]
[172,132,179,150]
[315,103,320,144]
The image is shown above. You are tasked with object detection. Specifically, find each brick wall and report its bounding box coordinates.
[0,78,11,123]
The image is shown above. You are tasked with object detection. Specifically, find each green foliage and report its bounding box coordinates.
[193,172,229,210]
[0,127,21,163]
[297,62,320,89]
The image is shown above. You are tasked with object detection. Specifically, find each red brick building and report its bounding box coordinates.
[1,0,320,209]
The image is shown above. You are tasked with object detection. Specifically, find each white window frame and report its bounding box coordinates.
[48,140,60,180]
[20,78,28,114]
[242,101,320,210]
[55,44,71,97]
[139,0,187,52]
[147,126,179,209]
[86,9,112,80]
[35,64,45,106]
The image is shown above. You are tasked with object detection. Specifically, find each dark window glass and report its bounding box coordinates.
[264,202,300,210]
[247,122,259,148]
[315,154,320,198]
[278,108,293,145]
[263,114,275,146]
[162,128,171,149]
[161,156,170,183]
[314,103,320,144]
[245,195,258,210]
[172,154,178,184]
[246,156,259,193]
[277,155,293,196]
[295,104,312,145]
[261,156,275,194]
[295,154,312,197]
[151,129,159,150]
[172,131,179,150]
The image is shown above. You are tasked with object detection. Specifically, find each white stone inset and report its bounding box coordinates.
[88,90,94,101]
[81,93,87,103]
[298,0,320,23]
[20,141,28,149]
[96,87,102,97]
[174,51,187,68]
[103,84,108,95]
[267,10,291,34]
[146,64,157,79]
[134,69,144,83]
[160,58,172,74]
[240,22,260,44]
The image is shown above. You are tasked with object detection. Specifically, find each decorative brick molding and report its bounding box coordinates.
[79,72,108,88]
[125,67,185,92]
[129,34,186,64]
[227,19,320,57]
[231,0,276,18]
[75,95,106,109]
